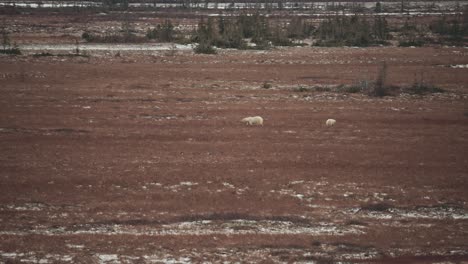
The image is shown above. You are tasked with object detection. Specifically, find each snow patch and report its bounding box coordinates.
[97,254,119,263]
[450,64,468,68]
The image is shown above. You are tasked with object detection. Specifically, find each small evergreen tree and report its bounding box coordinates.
[373,16,389,43]
[0,26,20,55]
[399,19,425,46]
[375,2,383,13]
[270,23,292,46]
[147,20,178,42]
[1,26,11,50]
[251,14,271,46]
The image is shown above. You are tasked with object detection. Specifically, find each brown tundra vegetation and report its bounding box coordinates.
[1,1,468,263]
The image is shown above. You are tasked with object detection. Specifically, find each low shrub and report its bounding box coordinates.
[33,52,54,57]
[398,40,424,47]
[82,32,146,43]
[33,52,89,58]
[313,86,332,92]
[338,81,370,93]
[405,72,445,95]
[367,62,390,97]
[294,86,333,92]
[0,47,21,55]
[262,82,272,89]
[406,82,445,95]
[360,203,392,212]
[294,86,310,92]
[194,41,216,54]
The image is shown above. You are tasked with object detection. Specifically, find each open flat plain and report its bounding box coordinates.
[1,15,468,262]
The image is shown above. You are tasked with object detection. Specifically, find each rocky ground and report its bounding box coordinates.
[1,45,468,263]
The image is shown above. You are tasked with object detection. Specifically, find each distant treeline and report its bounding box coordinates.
[79,9,468,51]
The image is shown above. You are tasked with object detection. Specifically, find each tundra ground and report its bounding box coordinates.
[1,46,468,263]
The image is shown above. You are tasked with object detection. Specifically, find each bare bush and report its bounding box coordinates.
[368,62,390,97]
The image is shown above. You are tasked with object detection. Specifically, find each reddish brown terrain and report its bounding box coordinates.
[1,9,468,263]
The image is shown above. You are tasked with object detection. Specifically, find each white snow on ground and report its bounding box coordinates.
[1,203,50,211]
[2,247,468,263]
[339,252,381,260]
[179,181,198,186]
[0,252,74,263]
[159,220,363,235]
[349,207,468,220]
[18,43,195,52]
[450,64,468,68]
[66,244,85,249]
[0,0,465,12]
[0,220,363,236]
[97,254,119,264]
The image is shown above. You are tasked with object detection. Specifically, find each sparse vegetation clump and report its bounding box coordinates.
[0,44,21,55]
[429,10,468,45]
[82,16,146,43]
[338,83,365,94]
[33,52,54,57]
[32,52,89,58]
[262,82,272,89]
[146,20,178,42]
[82,32,145,43]
[405,73,445,95]
[335,63,392,97]
[287,17,315,40]
[101,0,129,10]
[1,26,21,55]
[369,61,389,97]
[293,85,334,93]
[360,203,393,212]
[191,13,315,53]
[406,83,445,95]
[294,86,312,92]
[194,39,216,54]
[195,16,247,50]
[398,19,426,47]
[315,15,390,47]
[192,18,218,54]
[194,42,216,54]
[292,64,444,98]
[374,1,383,13]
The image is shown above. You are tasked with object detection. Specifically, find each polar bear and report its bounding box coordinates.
[326,119,336,127]
[241,116,264,126]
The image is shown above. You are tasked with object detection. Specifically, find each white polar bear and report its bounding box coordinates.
[326,119,336,127]
[241,116,264,126]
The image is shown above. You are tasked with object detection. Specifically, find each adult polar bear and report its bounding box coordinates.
[241,116,264,126]
[326,119,336,127]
